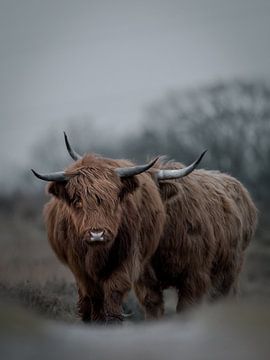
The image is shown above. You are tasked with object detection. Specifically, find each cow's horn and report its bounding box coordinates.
[156,150,207,181]
[64,132,82,161]
[31,169,69,182]
[115,157,159,178]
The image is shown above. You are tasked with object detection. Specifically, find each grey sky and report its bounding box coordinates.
[1,0,270,179]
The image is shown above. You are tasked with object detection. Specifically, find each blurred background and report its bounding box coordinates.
[0,1,270,354]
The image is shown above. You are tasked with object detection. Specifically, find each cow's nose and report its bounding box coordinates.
[90,230,105,242]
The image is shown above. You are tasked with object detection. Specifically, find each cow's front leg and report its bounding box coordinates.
[103,272,132,324]
[79,292,107,324]
[77,288,92,323]
[91,294,107,323]
[77,281,106,324]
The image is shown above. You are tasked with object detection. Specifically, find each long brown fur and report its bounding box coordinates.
[43,154,166,323]
[42,152,257,323]
[141,160,258,316]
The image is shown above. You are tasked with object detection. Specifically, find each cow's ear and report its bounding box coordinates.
[47,181,70,203]
[159,182,179,201]
[119,176,139,201]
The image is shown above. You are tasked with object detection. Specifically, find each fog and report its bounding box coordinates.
[1,0,270,182]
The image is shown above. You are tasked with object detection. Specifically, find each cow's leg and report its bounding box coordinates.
[76,276,106,323]
[103,270,132,324]
[134,266,164,319]
[74,275,93,322]
[220,255,244,298]
[209,255,242,301]
[91,293,107,323]
[77,288,92,323]
[210,273,237,301]
[176,272,210,313]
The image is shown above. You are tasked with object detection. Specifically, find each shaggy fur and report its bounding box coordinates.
[41,152,257,323]
[43,154,166,323]
[142,160,258,316]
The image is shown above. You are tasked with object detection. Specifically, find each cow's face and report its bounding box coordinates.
[32,135,159,245]
[48,164,139,245]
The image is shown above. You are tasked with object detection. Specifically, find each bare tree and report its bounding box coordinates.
[126,80,270,206]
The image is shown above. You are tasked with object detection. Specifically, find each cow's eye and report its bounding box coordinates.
[74,200,83,209]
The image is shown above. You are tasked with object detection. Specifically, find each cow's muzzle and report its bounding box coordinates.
[84,230,107,244]
[90,230,104,242]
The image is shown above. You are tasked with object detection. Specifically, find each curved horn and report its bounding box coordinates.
[157,150,207,181]
[64,132,82,161]
[115,157,160,178]
[31,169,69,182]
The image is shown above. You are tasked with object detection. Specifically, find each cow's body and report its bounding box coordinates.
[43,155,166,323]
[143,162,257,315]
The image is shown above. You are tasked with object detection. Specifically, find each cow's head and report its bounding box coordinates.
[32,133,158,246]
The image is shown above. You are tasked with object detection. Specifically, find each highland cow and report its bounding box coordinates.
[140,157,258,316]
[31,133,174,323]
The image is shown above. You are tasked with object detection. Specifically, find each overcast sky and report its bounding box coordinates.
[1,0,270,179]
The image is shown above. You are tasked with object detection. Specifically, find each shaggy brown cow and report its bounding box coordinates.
[32,145,167,322]
[32,134,204,323]
[141,158,258,316]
